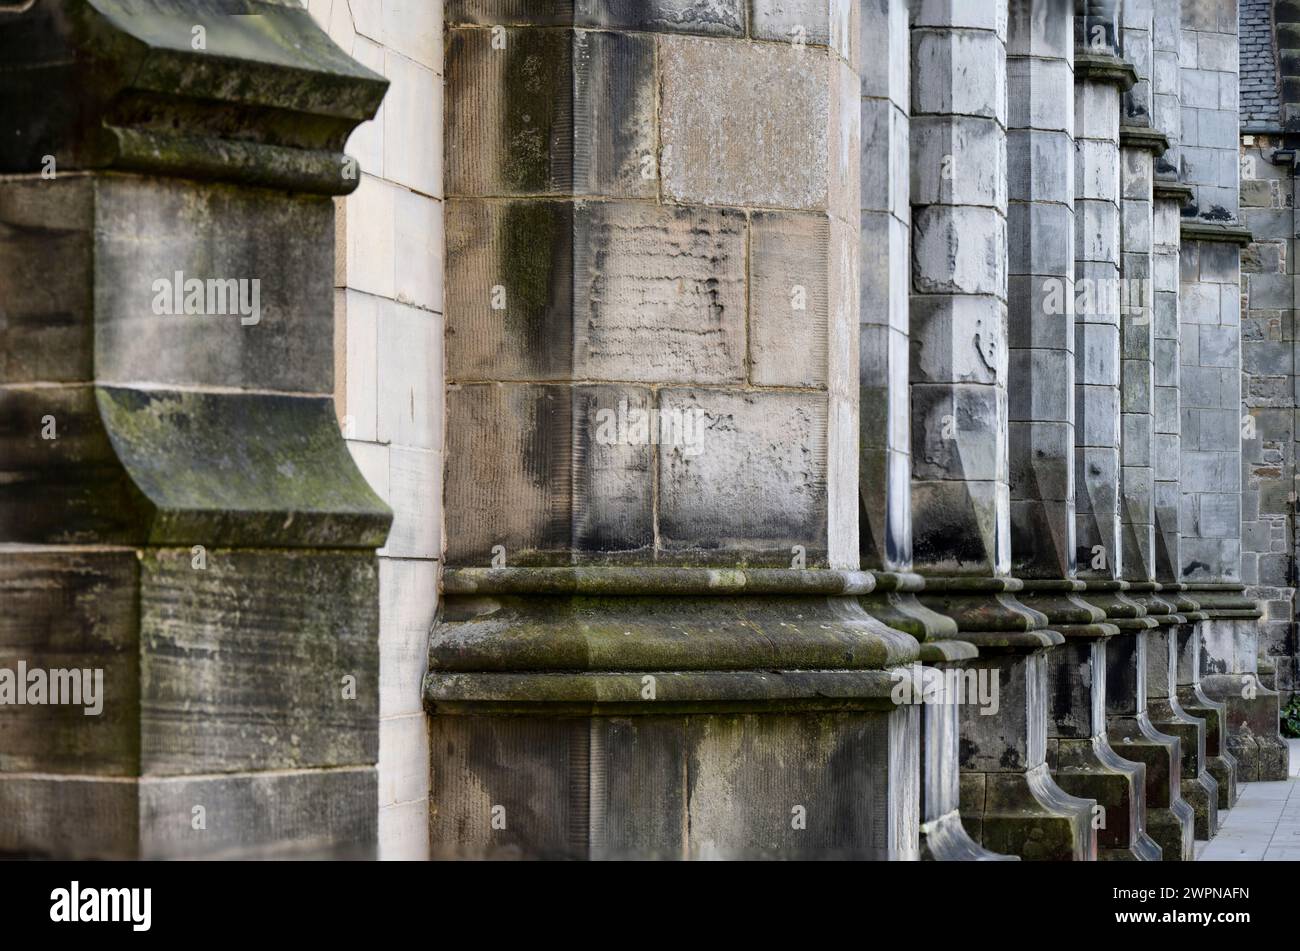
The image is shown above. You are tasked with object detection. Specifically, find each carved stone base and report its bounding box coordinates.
[426,568,924,860]
[1019,581,1156,859]
[1200,673,1291,782]
[1147,621,1219,839]
[959,761,1097,861]
[1051,735,1161,860]
[918,578,1097,860]
[1101,617,1195,861]
[1176,685,1240,810]
[918,670,1016,861]
[1174,623,1239,809]
[1188,593,1290,781]
[863,573,1011,860]
[1108,714,1196,861]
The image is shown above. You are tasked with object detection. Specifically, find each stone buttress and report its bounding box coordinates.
[1141,0,1225,841]
[0,0,389,858]
[427,2,923,860]
[1177,0,1290,783]
[1005,0,1158,862]
[855,0,1003,861]
[909,0,1098,861]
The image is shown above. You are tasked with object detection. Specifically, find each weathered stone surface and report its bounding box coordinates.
[0,548,140,776]
[139,548,378,773]
[445,0,746,35]
[658,391,829,564]
[0,0,389,863]
[0,177,93,385]
[0,384,389,548]
[445,200,747,385]
[0,0,387,193]
[0,768,377,860]
[912,207,1009,296]
[427,706,916,859]
[751,212,831,388]
[445,28,657,198]
[444,383,654,566]
[660,36,832,209]
[751,0,855,56]
[0,176,337,394]
[0,545,379,778]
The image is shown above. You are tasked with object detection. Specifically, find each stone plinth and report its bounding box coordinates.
[1174,621,1241,809]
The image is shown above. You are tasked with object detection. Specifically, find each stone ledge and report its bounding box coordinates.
[1182,583,1265,620]
[1119,125,1171,155]
[0,0,386,194]
[1179,221,1255,245]
[1074,52,1138,90]
[425,668,904,713]
[1152,179,1193,204]
[0,385,391,547]
[442,565,876,597]
[429,588,920,677]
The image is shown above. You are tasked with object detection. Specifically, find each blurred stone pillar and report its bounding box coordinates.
[429,2,922,860]
[856,0,994,861]
[1004,0,1154,861]
[0,0,389,857]
[1140,0,1225,841]
[909,0,1096,860]
[1177,0,1289,782]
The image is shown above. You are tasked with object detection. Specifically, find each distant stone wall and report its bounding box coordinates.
[1239,132,1298,702]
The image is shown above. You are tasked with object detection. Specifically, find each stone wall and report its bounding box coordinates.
[1239,132,1298,702]
[307,0,443,861]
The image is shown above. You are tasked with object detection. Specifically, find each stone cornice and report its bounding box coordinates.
[1074,52,1138,90]
[0,0,387,194]
[1181,583,1264,620]
[1180,220,1255,245]
[1153,179,1195,202]
[1120,125,1171,154]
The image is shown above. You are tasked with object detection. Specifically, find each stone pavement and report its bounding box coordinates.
[1197,739,1300,860]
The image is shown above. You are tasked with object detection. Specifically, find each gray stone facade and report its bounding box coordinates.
[0,0,1291,861]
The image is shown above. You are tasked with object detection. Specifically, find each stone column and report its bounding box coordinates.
[1114,0,1200,861]
[1072,0,1194,862]
[1004,0,1155,861]
[1140,0,1225,842]
[1118,1,1171,617]
[1073,0,1155,689]
[429,3,922,860]
[1178,1,1290,782]
[0,1,389,857]
[910,0,1096,861]
[857,0,995,861]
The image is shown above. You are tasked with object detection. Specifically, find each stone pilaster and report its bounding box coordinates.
[1074,0,1133,588]
[910,0,1096,861]
[1136,0,1224,843]
[429,2,924,860]
[0,0,390,857]
[1118,0,1166,600]
[1004,0,1154,862]
[1178,2,1289,782]
[856,0,994,861]
[1071,0,1193,862]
